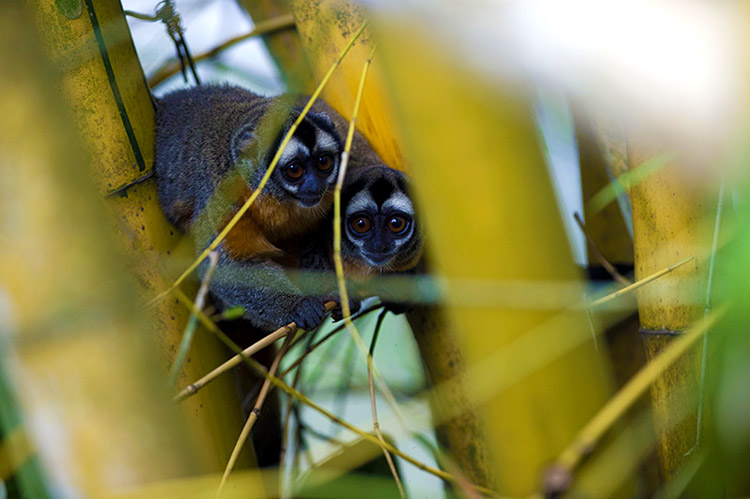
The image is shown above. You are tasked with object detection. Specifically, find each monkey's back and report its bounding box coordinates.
[154,85,271,231]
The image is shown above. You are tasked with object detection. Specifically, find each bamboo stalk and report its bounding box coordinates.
[168,251,219,386]
[544,305,726,494]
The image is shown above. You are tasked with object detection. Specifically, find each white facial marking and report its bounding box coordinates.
[382,192,414,215]
[279,137,309,165]
[315,130,339,153]
[346,191,377,218]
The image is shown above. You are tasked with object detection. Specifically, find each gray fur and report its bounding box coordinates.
[154,85,345,331]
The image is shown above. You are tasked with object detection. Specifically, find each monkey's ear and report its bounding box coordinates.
[231,123,257,164]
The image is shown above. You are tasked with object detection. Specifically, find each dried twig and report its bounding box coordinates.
[148,15,296,87]
[280,304,384,378]
[588,256,694,308]
[573,212,631,286]
[218,334,293,495]
[168,251,219,387]
[171,290,492,494]
[174,301,336,402]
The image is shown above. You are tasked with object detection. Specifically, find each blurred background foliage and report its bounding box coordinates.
[1,0,748,498]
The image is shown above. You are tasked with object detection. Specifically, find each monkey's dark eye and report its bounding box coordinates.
[350,216,372,234]
[316,154,333,172]
[285,163,304,180]
[387,216,408,234]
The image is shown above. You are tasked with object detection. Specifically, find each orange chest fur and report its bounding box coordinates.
[223,186,332,262]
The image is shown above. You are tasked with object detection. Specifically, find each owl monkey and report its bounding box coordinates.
[155,84,359,331]
[299,165,424,317]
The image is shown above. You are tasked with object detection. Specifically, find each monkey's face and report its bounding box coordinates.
[342,167,422,272]
[273,115,341,208]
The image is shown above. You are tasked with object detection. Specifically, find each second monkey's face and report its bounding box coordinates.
[342,167,421,272]
[273,113,342,208]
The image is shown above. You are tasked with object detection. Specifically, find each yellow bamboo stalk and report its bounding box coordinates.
[0,2,246,495]
[291,2,498,487]
[236,0,317,92]
[23,0,257,480]
[627,139,718,484]
[377,19,614,496]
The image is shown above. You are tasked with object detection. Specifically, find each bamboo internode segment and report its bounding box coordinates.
[379,22,614,496]
[627,141,720,485]
[6,0,254,491]
[545,305,726,495]
[292,1,408,173]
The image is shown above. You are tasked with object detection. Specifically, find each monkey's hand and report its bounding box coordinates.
[208,254,330,332]
[327,294,362,322]
[288,296,328,331]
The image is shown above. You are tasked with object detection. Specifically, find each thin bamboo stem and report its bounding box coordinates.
[574,212,631,286]
[326,45,410,432]
[689,176,725,453]
[148,14,296,87]
[367,310,405,497]
[279,329,315,498]
[148,22,368,306]
[280,304,384,378]
[588,256,695,308]
[171,290,493,495]
[168,251,219,387]
[174,301,336,402]
[544,305,727,493]
[218,335,292,495]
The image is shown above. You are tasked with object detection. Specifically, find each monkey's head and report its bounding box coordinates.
[341,166,423,273]
[232,105,342,208]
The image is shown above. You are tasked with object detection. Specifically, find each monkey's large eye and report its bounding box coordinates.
[285,162,304,180]
[350,216,372,234]
[316,154,333,172]
[387,216,409,234]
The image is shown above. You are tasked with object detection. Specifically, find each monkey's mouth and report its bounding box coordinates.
[296,195,324,208]
[363,251,394,267]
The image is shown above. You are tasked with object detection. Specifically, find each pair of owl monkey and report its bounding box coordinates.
[154,85,423,332]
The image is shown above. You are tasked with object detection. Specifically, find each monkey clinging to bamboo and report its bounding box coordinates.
[154,84,423,332]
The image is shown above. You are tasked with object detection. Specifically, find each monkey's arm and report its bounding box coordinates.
[296,230,361,321]
[207,250,328,332]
